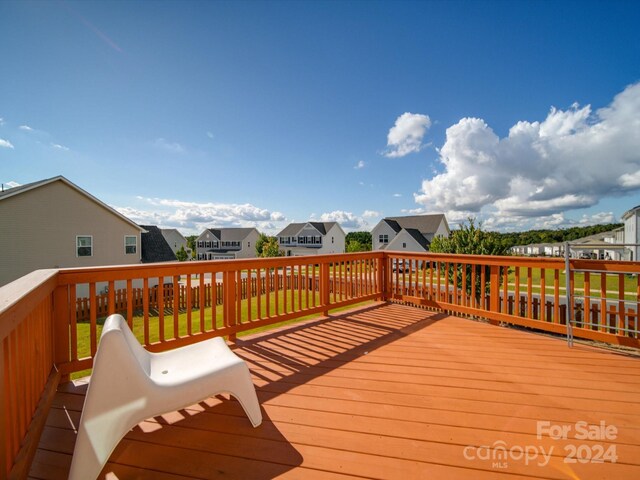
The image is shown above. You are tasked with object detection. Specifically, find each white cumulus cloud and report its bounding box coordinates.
[414,82,640,222]
[0,138,14,149]
[318,210,369,230]
[19,125,33,131]
[384,112,431,158]
[354,160,366,169]
[363,210,380,218]
[117,197,288,235]
[51,143,69,151]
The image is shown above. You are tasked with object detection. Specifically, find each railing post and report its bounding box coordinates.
[378,254,387,301]
[224,271,237,342]
[0,339,6,478]
[321,262,330,316]
[564,241,574,347]
[489,265,500,312]
[53,285,70,383]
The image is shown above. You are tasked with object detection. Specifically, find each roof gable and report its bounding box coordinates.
[140,225,177,263]
[0,176,143,232]
[384,214,447,235]
[277,222,338,237]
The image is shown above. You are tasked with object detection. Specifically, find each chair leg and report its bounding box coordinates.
[228,365,263,427]
[68,411,139,480]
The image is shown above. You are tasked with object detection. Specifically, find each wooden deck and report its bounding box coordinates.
[30,302,640,479]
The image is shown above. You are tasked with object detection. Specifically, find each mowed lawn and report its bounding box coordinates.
[72,288,373,379]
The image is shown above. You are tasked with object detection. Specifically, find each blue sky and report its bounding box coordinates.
[1,0,639,235]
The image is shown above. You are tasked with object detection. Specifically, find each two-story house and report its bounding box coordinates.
[622,205,640,261]
[277,222,346,256]
[0,175,144,287]
[372,214,449,253]
[160,228,191,258]
[195,228,260,260]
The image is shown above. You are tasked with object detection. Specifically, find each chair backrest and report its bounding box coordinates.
[101,314,151,376]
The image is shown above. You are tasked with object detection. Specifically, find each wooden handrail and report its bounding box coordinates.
[2,250,640,477]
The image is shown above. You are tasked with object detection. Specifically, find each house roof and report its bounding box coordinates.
[205,227,257,241]
[404,228,431,250]
[277,222,338,237]
[622,205,640,220]
[0,176,143,232]
[383,214,448,235]
[160,228,187,242]
[140,226,177,263]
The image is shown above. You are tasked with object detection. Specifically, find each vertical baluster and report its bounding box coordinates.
[540,269,546,323]
[158,277,165,342]
[619,274,625,336]
[69,284,77,362]
[600,272,607,332]
[143,278,150,345]
[89,283,97,356]
[554,270,560,323]
[173,275,179,339]
[257,268,262,319]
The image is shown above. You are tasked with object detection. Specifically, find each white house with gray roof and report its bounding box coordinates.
[622,205,640,261]
[160,228,191,258]
[195,228,259,260]
[372,214,449,253]
[277,222,345,256]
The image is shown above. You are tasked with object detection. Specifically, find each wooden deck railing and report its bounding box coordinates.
[384,252,640,346]
[1,251,640,477]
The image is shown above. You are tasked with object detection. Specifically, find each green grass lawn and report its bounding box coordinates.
[393,265,638,300]
[71,288,374,379]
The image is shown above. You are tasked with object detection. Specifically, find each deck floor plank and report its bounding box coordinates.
[30,303,640,479]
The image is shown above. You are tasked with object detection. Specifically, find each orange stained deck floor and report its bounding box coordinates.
[29,302,640,480]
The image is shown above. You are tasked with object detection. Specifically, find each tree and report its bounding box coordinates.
[255,233,269,256]
[346,239,368,252]
[175,245,188,262]
[186,235,198,259]
[430,218,508,257]
[430,217,508,301]
[261,237,284,257]
[345,231,372,250]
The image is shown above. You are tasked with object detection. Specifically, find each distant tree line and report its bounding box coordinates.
[493,223,622,250]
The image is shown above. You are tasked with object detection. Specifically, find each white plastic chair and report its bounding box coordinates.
[68,314,262,480]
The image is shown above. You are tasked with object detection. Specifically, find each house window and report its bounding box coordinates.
[76,236,93,257]
[402,242,406,248]
[248,242,250,248]
[332,236,334,244]
[379,234,389,244]
[125,235,137,254]
[198,241,204,248]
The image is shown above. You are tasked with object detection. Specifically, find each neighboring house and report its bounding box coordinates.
[141,226,178,263]
[195,228,260,260]
[622,205,640,261]
[0,176,143,287]
[160,228,191,257]
[510,229,628,260]
[277,222,346,256]
[372,214,450,253]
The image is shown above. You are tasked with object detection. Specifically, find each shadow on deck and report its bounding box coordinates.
[30,302,640,479]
